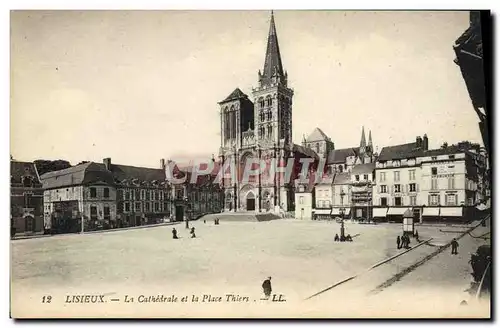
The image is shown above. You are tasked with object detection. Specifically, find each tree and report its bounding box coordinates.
[34,159,72,176]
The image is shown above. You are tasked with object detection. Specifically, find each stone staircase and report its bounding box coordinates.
[200,211,281,222]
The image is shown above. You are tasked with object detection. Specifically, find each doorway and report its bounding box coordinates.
[175,205,184,221]
[246,191,256,211]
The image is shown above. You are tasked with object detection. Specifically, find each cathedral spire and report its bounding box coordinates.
[260,11,285,87]
[368,130,373,150]
[360,126,367,150]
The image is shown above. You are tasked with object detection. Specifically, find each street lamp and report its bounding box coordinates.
[340,189,346,240]
[184,196,190,229]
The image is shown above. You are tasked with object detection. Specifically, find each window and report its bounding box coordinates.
[125,202,130,212]
[393,160,401,167]
[355,175,360,181]
[267,111,272,121]
[394,171,400,182]
[394,197,402,206]
[410,196,417,206]
[432,156,437,161]
[155,202,159,212]
[431,167,438,175]
[430,194,440,206]
[124,191,130,200]
[380,172,386,182]
[380,197,388,206]
[135,189,140,200]
[267,97,273,107]
[103,188,110,198]
[409,183,416,192]
[90,206,98,219]
[160,191,164,200]
[409,170,416,180]
[316,143,320,153]
[446,194,457,206]
[104,206,110,219]
[117,189,123,200]
[259,99,265,108]
[380,185,387,193]
[448,176,455,189]
[135,202,141,211]
[431,178,438,190]
[364,174,368,180]
[145,202,151,212]
[146,190,150,201]
[90,188,97,198]
[299,196,304,205]
[449,155,455,159]
[394,184,401,193]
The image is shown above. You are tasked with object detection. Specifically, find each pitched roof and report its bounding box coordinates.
[351,163,375,175]
[40,162,114,190]
[327,147,359,164]
[11,161,41,184]
[333,172,351,185]
[292,144,320,159]
[220,88,248,104]
[260,12,285,87]
[306,127,329,142]
[378,142,424,161]
[421,146,467,157]
[106,163,165,183]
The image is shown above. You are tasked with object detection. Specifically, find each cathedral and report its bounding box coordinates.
[217,12,376,214]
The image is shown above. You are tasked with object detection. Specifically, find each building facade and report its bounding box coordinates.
[10,160,44,237]
[218,12,318,213]
[372,135,487,222]
[41,162,117,234]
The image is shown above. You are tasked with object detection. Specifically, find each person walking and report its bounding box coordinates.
[415,230,419,242]
[451,238,459,255]
[334,234,339,242]
[172,228,178,239]
[190,227,196,238]
[262,277,272,300]
[397,235,401,249]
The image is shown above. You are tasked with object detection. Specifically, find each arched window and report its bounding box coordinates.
[259,98,265,109]
[338,165,343,173]
[260,126,265,138]
[266,96,273,107]
[267,126,273,139]
[267,111,272,121]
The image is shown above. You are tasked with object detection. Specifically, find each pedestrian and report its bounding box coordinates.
[204,219,206,224]
[172,228,178,239]
[397,235,401,249]
[451,238,459,255]
[346,234,353,242]
[190,227,196,238]
[262,276,272,299]
[334,234,339,242]
[415,230,419,242]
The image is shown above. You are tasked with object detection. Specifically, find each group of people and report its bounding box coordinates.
[334,234,353,242]
[397,234,411,249]
[172,227,197,239]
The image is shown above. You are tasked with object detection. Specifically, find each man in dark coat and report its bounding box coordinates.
[172,228,178,239]
[334,234,339,242]
[397,236,401,249]
[451,238,459,255]
[262,277,272,299]
[190,227,196,238]
[415,230,419,242]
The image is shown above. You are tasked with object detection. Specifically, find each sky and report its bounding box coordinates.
[10,10,482,168]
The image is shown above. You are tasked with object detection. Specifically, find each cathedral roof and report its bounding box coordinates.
[306,127,330,142]
[351,163,375,175]
[219,88,248,104]
[327,147,359,164]
[260,12,285,87]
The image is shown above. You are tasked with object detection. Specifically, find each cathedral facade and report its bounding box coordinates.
[218,13,316,213]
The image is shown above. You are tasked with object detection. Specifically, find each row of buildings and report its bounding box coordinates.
[10,158,223,237]
[295,133,489,223]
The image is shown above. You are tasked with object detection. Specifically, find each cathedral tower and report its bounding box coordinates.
[252,11,294,148]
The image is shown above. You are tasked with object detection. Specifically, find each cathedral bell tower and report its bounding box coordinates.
[252,11,294,148]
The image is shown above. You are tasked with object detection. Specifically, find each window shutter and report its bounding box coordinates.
[428,194,431,206]
[455,194,458,206]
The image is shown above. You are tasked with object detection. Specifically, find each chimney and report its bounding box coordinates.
[103,158,111,171]
[160,158,166,169]
[416,136,423,149]
[423,134,429,151]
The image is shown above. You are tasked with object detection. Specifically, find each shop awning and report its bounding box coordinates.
[422,207,440,216]
[387,207,409,216]
[314,209,332,215]
[373,208,388,217]
[440,207,463,217]
[330,208,340,215]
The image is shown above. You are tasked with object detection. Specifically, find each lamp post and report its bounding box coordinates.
[340,189,346,240]
[184,196,190,229]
